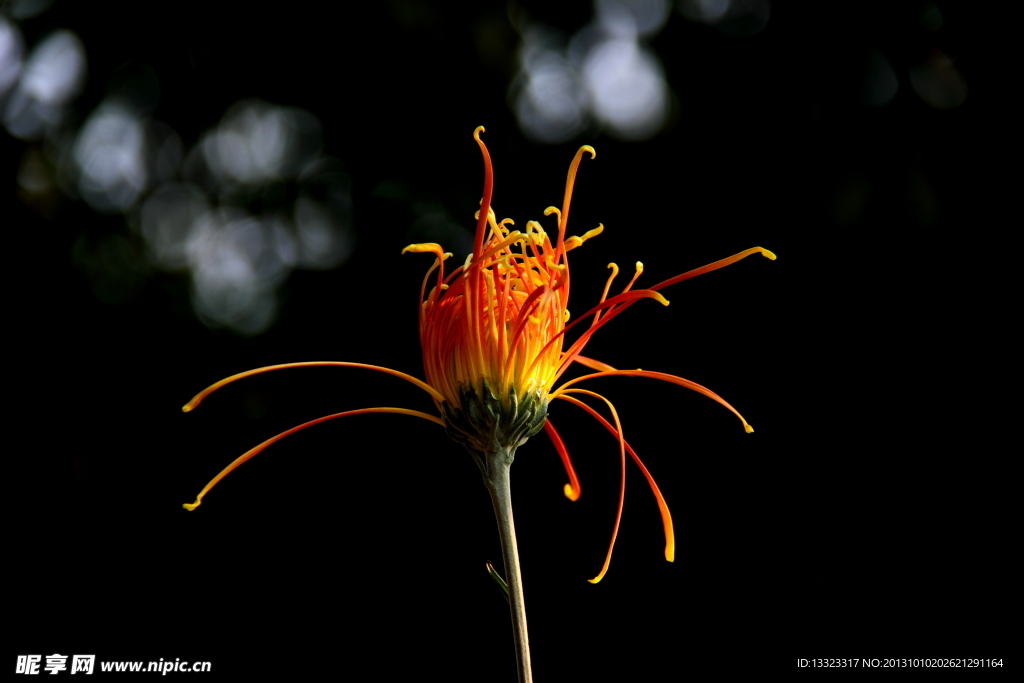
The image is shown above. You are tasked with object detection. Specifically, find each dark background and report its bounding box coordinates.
[7,0,1009,678]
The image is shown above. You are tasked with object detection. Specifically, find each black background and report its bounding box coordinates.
[7,1,1010,678]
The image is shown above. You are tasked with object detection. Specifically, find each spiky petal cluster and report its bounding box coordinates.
[180,126,775,584]
[403,128,615,453]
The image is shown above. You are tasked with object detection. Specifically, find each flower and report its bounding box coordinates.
[182,126,774,583]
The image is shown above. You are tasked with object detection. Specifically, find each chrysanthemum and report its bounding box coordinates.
[182,127,774,587]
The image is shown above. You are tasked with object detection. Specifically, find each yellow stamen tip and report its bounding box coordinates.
[581,145,596,159]
[401,243,447,256]
[745,424,754,433]
[182,501,201,511]
[473,125,485,140]
[759,248,777,260]
[563,484,580,501]
[587,575,603,585]
[665,546,675,562]
[182,403,194,413]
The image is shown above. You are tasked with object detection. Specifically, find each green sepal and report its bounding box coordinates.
[442,380,548,464]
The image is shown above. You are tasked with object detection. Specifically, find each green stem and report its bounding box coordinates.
[482,447,533,683]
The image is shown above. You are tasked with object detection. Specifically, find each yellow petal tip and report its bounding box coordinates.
[760,248,777,260]
[182,501,200,511]
[563,484,580,502]
[182,404,194,413]
[745,424,754,433]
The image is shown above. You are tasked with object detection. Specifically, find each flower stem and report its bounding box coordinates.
[482,447,533,683]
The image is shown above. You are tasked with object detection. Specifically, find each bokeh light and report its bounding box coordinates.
[909,50,967,110]
[3,8,353,336]
[677,0,770,36]
[5,0,56,20]
[861,48,899,107]
[74,102,148,213]
[3,28,85,140]
[598,0,671,37]
[186,208,289,335]
[512,25,588,143]
[511,0,672,142]
[140,183,210,270]
[0,17,24,97]
[143,100,354,334]
[201,100,322,185]
[581,36,667,140]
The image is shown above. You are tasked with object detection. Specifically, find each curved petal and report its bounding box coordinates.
[543,418,581,501]
[556,394,674,564]
[183,362,446,411]
[552,369,753,433]
[183,407,444,511]
[557,388,627,584]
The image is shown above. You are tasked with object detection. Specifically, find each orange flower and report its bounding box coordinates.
[182,126,774,583]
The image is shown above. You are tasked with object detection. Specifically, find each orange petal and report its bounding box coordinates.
[543,418,581,501]
[556,394,674,564]
[183,407,444,511]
